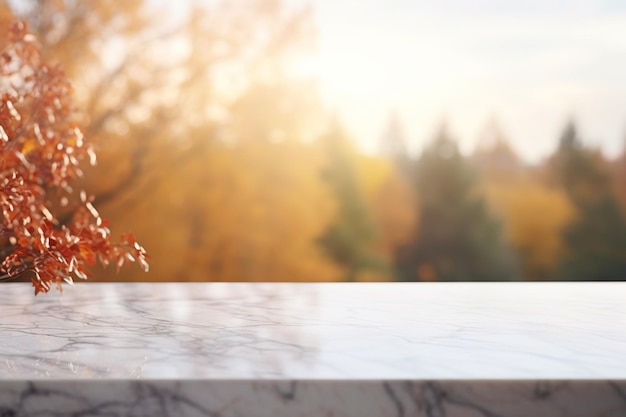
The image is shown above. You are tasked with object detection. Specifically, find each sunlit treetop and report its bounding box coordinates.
[0,19,148,294]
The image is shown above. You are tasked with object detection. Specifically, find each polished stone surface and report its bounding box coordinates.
[1,282,626,380]
[0,282,625,416]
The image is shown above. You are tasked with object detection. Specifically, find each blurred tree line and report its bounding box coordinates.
[3,0,626,282]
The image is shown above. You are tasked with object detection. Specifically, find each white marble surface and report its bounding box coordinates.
[1,282,626,416]
[0,282,625,380]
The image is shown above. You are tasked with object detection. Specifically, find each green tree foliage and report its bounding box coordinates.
[319,121,382,281]
[396,126,518,281]
[551,122,626,280]
[473,123,574,281]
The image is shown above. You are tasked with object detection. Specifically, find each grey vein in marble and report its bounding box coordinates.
[0,381,625,417]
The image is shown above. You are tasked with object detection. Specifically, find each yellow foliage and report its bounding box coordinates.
[9,0,345,283]
[95,138,342,282]
[352,158,419,276]
[354,154,392,200]
[324,147,418,280]
[373,167,418,254]
[483,176,575,280]
[0,1,13,22]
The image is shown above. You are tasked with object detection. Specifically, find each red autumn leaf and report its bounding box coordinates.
[0,19,149,294]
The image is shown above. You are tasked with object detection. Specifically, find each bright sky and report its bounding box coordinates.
[312,0,626,162]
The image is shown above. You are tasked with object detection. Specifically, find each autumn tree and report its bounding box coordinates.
[359,111,418,280]
[368,164,417,280]
[379,110,413,175]
[0,19,147,293]
[396,126,518,281]
[2,0,345,282]
[318,120,383,281]
[4,0,162,205]
[611,135,626,215]
[473,126,574,281]
[473,119,522,178]
[551,122,626,281]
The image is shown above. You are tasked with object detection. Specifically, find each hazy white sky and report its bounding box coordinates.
[312,0,626,161]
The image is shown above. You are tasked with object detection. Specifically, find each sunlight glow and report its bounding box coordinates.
[313,0,626,161]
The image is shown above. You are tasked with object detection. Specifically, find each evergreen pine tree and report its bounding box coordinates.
[379,110,412,172]
[318,121,382,281]
[380,110,406,152]
[395,126,518,281]
[552,122,626,280]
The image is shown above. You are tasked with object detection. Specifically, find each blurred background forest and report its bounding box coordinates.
[3,0,626,282]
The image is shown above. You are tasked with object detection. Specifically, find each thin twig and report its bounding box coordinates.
[0,273,14,281]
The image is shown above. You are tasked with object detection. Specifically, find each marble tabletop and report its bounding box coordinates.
[1,281,625,380]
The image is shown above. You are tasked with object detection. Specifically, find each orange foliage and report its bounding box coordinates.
[357,155,418,280]
[98,138,340,282]
[483,176,574,280]
[371,166,417,256]
[4,1,340,282]
[8,2,605,284]
[0,19,147,293]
